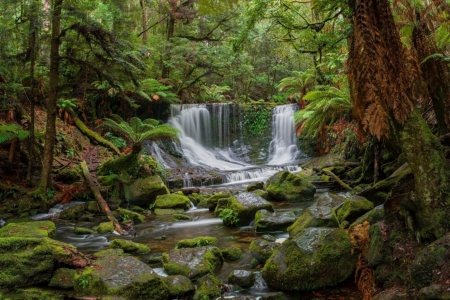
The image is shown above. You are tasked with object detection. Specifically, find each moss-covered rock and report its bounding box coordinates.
[74,255,169,299]
[176,236,218,248]
[173,214,191,220]
[262,292,286,300]
[59,204,86,220]
[154,194,191,211]
[162,246,223,280]
[0,220,56,238]
[249,237,280,264]
[97,221,114,234]
[94,248,128,258]
[166,275,195,299]
[116,208,145,223]
[74,227,95,235]
[254,209,297,232]
[125,176,169,206]
[252,189,268,199]
[228,270,255,288]
[265,171,316,202]
[262,227,357,291]
[246,182,264,192]
[221,246,243,261]
[188,193,205,206]
[49,268,76,289]
[154,208,184,215]
[86,201,100,213]
[350,204,384,228]
[0,287,66,300]
[193,274,222,300]
[287,193,345,237]
[109,239,150,254]
[206,192,232,211]
[334,196,374,225]
[46,238,89,267]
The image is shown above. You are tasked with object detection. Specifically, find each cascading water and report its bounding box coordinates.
[150,103,304,187]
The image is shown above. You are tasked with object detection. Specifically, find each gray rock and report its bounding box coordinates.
[254,209,297,232]
[166,275,195,298]
[228,270,255,288]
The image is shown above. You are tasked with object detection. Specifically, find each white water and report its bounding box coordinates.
[163,104,303,186]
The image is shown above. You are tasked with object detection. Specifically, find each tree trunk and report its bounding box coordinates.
[80,161,124,235]
[38,0,62,195]
[162,14,175,79]
[140,0,148,44]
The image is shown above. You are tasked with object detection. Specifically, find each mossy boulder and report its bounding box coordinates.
[206,192,232,211]
[252,189,268,199]
[173,214,191,220]
[188,193,206,206]
[74,255,169,299]
[162,246,223,280]
[166,275,195,299]
[176,236,218,248]
[254,209,297,232]
[228,270,255,288]
[249,237,280,264]
[262,227,357,291]
[109,239,150,254]
[94,248,128,258]
[246,182,264,192]
[221,246,243,261]
[74,227,95,235]
[265,171,316,202]
[193,274,222,300]
[287,193,345,237]
[59,204,86,220]
[125,176,169,206]
[154,194,191,211]
[334,196,374,225]
[215,193,274,226]
[0,220,56,238]
[97,221,114,234]
[116,208,145,223]
[350,204,384,228]
[0,287,66,300]
[49,268,76,289]
[86,201,100,213]
[154,208,184,215]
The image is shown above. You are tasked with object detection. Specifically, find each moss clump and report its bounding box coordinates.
[172,214,191,220]
[0,220,56,238]
[154,194,191,210]
[109,239,150,254]
[59,205,86,220]
[206,192,232,211]
[166,275,195,299]
[94,248,127,258]
[116,208,145,223]
[228,270,255,288]
[0,287,66,300]
[74,227,95,235]
[176,236,218,248]
[335,196,374,225]
[221,246,243,261]
[252,189,268,199]
[265,171,316,202]
[188,193,206,206]
[249,238,279,263]
[125,175,169,206]
[246,182,264,192]
[86,201,100,213]
[193,274,222,300]
[49,268,76,289]
[154,208,184,215]
[97,153,139,177]
[97,221,114,234]
[350,204,384,228]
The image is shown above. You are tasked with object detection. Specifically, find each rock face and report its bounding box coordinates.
[74,255,169,299]
[228,270,256,288]
[215,193,274,226]
[262,227,356,291]
[126,175,169,206]
[265,171,316,202]
[162,246,223,280]
[154,194,191,210]
[287,193,345,237]
[254,209,297,232]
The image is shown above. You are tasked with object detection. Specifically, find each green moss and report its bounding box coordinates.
[116,208,145,223]
[98,153,140,176]
[265,171,316,202]
[249,238,279,263]
[97,221,114,234]
[172,214,191,220]
[59,205,86,220]
[74,267,107,295]
[193,274,222,300]
[109,239,150,254]
[166,275,195,298]
[74,227,95,235]
[94,248,127,258]
[350,205,384,228]
[176,236,218,248]
[221,246,243,261]
[335,196,374,225]
[154,208,184,215]
[188,193,205,206]
[86,201,100,213]
[0,287,66,300]
[206,192,232,211]
[154,194,191,210]
[49,268,76,289]
[0,220,56,238]
[287,209,337,237]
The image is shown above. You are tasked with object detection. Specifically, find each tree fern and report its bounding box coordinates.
[0,124,29,144]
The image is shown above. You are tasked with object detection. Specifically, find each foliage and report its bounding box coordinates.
[218,208,240,226]
[277,69,316,101]
[0,124,29,144]
[104,132,127,149]
[243,105,272,136]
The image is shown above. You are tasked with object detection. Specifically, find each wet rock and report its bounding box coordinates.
[74,227,94,235]
[287,193,345,237]
[262,227,357,291]
[252,189,268,199]
[154,194,191,211]
[115,208,145,223]
[49,268,76,289]
[249,237,280,264]
[180,187,200,195]
[97,221,114,234]
[228,270,255,288]
[265,171,316,202]
[162,246,223,280]
[246,182,264,192]
[125,175,169,206]
[109,239,150,254]
[74,255,169,299]
[86,201,100,213]
[207,192,232,211]
[188,193,206,206]
[373,287,409,300]
[176,236,218,248]
[262,292,286,300]
[254,209,297,232]
[154,208,184,215]
[173,213,191,220]
[95,248,128,258]
[166,275,195,299]
[193,274,222,300]
[59,204,86,220]
[334,196,374,225]
[221,246,243,261]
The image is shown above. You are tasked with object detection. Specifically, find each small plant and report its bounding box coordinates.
[219,208,239,226]
[122,213,130,222]
[149,203,155,210]
[104,132,127,149]
[195,239,210,247]
[79,276,89,289]
[46,188,56,199]
[66,148,75,158]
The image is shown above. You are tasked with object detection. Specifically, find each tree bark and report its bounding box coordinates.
[80,161,124,235]
[38,0,62,195]
[140,0,148,44]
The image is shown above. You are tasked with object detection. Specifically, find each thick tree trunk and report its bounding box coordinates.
[38,0,62,195]
[80,161,124,235]
[140,0,148,44]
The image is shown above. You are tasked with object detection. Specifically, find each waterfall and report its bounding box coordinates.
[268,104,301,165]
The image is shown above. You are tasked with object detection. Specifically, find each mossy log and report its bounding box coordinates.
[322,168,353,191]
[68,110,121,155]
[80,160,124,235]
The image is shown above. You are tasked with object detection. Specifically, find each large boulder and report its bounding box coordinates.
[125,176,169,206]
[287,193,345,237]
[193,274,222,300]
[162,246,223,280]
[215,193,274,226]
[228,270,255,288]
[206,192,232,211]
[334,196,374,225]
[264,171,316,202]
[49,268,76,289]
[59,204,86,220]
[74,255,169,299]
[154,194,191,211]
[115,208,145,223]
[262,227,357,291]
[254,209,297,232]
[249,236,281,264]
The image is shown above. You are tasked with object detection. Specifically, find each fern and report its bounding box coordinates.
[0,124,29,144]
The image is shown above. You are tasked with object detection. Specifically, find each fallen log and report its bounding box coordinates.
[80,160,124,235]
[322,167,353,191]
